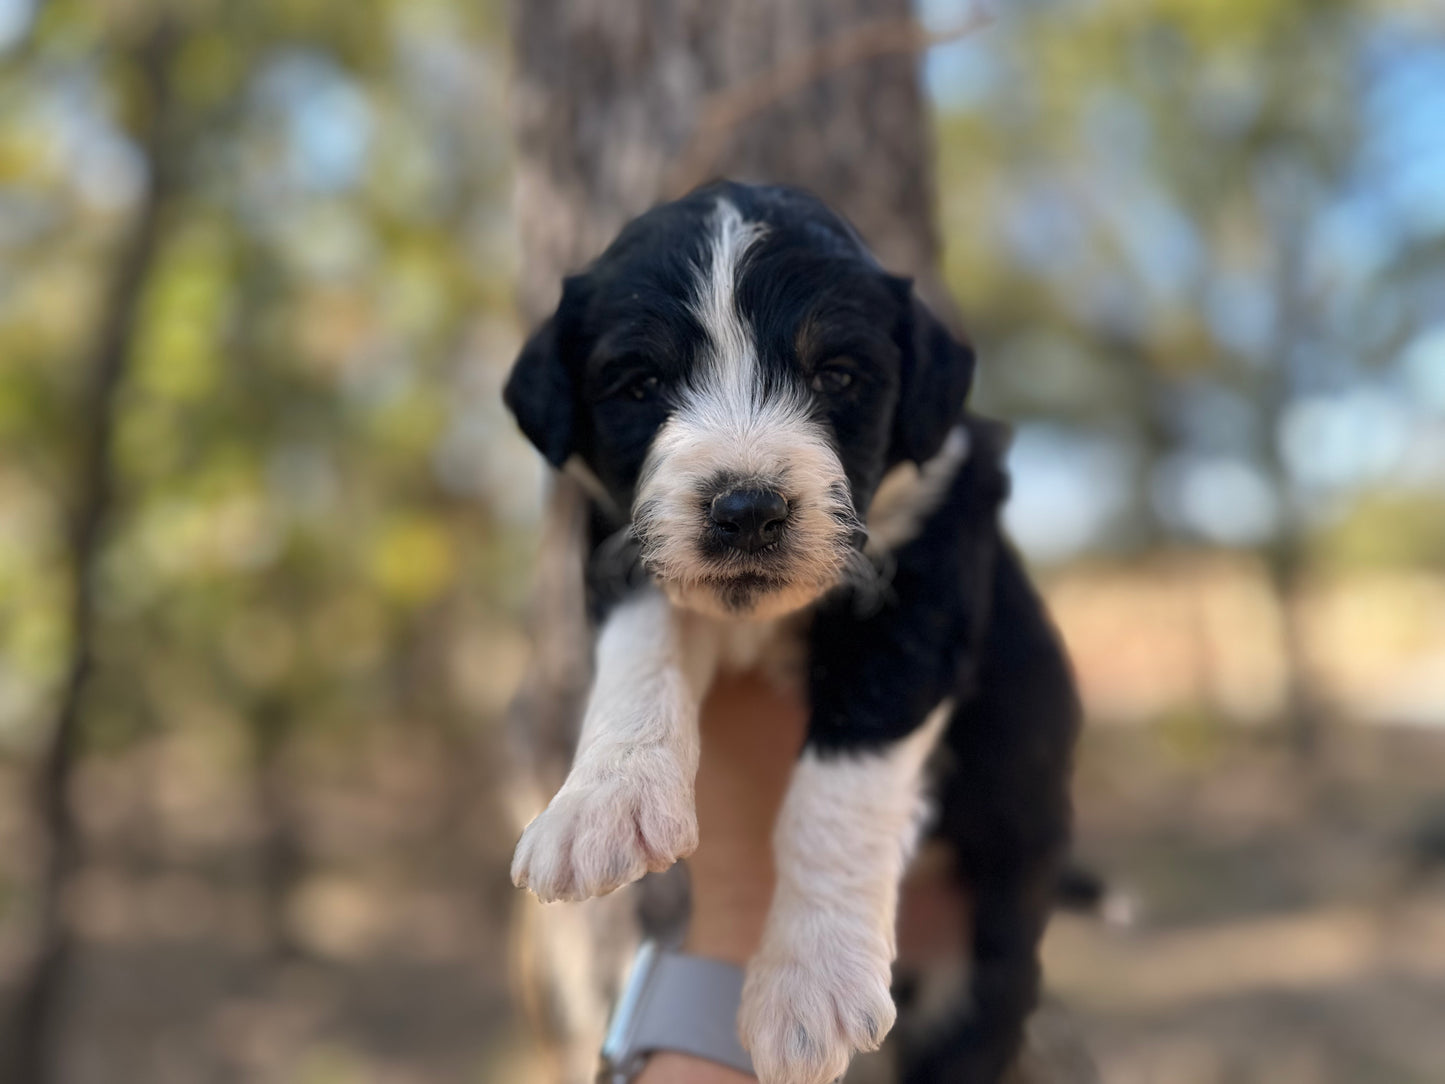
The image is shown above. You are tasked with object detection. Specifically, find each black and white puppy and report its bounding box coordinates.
[505,182,1079,1084]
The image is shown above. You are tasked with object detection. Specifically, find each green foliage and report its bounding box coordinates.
[1316,494,1445,572]
[936,0,1443,558]
[1,0,1441,760]
[0,0,516,759]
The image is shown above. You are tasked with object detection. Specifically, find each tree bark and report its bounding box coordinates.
[505,0,947,801]
[511,0,940,323]
[5,25,181,1084]
[505,3,971,1080]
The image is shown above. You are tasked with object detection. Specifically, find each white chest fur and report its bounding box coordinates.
[680,610,809,688]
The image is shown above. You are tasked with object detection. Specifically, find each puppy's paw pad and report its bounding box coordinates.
[510,757,696,902]
[739,946,896,1084]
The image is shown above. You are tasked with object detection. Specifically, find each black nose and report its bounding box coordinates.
[708,488,790,553]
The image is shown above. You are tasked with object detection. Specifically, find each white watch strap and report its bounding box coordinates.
[599,941,755,1082]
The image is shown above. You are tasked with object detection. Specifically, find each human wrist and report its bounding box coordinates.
[635,1051,754,1084]
[624,674,803,1084]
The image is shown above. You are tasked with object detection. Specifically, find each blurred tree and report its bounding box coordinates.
[2,0,516,1077]
[5,20,183,1082]
[932,0,1444,749]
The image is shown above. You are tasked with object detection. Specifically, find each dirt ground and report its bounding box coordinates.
[2,719,1443,1083]
[1047,724,1445,1084]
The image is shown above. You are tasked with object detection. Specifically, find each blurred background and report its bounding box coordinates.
[1,0,1443,1081]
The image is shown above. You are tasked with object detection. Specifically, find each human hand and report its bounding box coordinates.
[634,671,807,1084]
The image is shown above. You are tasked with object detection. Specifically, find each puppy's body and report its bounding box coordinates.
[506,182,1079,1084]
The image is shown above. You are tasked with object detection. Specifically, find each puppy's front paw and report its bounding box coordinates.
[510,749,697,902]
[739,933,896,1084]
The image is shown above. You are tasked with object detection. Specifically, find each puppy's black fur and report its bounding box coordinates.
[506,181,1079,1083]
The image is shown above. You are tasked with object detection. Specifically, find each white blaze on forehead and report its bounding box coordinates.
[672,197,819,465]
[690,198,768,398]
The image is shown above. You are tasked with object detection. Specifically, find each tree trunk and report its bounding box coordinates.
[505,4,1003,1081]
[511,0,940,324]
[504,0,946,809]
[5,25,181,1084]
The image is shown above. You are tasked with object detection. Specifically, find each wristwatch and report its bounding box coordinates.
[598,941,756,1083]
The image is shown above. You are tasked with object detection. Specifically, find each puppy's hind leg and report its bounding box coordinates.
[512,588,716,902]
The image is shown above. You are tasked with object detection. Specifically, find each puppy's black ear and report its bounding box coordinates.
[503,281,582,468]
[889,276,976,464]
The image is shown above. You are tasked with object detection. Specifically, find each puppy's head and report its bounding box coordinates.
[505,182,974,621]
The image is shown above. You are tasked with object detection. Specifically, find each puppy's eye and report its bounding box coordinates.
[624,374,660,401]
[811,363,854,395]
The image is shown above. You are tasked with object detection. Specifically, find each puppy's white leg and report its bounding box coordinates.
[740,703,950,1084]
[512,589,715,902]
